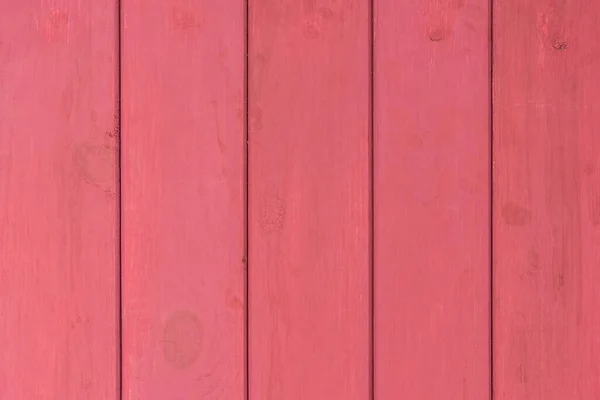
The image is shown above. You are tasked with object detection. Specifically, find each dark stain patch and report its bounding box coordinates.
[556,273,565,290]
[318,7,333,19]
[105,129,118,141]
[163,310,203,369]
[501,202,531,226]
[428,26,446,42]
[114,98,121,133]
[584,163,594,176]
[260,196,286,234]
[172,6,203,31]
[227,296,244,311]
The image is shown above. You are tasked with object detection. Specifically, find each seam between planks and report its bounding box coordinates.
[244,0,250,399]
[489,0,494,398]
[117,0,123,398]
[369,0,375,399]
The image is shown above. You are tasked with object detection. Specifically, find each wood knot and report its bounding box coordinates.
[428,26,446,42]
[552,40,567,51]
[551,34,568,51]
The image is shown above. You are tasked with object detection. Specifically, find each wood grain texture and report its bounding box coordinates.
[248,0,370,398]
[0,1,119,398]
[374,0,490,398]
[121,0,245,398]
[493,1,600,398]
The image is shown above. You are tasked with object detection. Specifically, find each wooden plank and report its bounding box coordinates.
[248,1,370,398]
[493,1,600,398]
[120,0,245,399]
[0,1,119,398]
[374,0,490,398]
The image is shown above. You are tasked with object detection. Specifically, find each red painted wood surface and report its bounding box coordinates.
[374,0,490,398]
[0,1,119,398]
[248,1,371,398]
[121,0,245,398]
[493,1,600,399]
[5,1,600,398]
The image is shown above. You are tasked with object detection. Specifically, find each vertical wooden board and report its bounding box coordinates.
[374,0,490,398]
[248,1,370,399]
[0,1,118,399]
[494,1,600,399]
[121,0,245,399]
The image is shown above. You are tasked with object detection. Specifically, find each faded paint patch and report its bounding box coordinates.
[163,310,203,369]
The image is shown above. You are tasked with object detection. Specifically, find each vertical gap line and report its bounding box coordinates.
[369,0,375,399]
[117,0,123,397]
[489,0,494,398]
[244,0,250,400]
[117,0,123,398]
